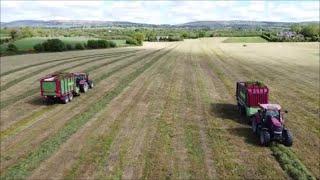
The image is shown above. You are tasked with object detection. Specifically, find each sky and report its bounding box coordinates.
[1,1,319,24]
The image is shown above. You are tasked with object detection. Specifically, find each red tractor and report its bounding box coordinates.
[73,72,94,93]
[251,104,293,147]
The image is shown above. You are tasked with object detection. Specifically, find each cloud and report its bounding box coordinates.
[1,1,319,23]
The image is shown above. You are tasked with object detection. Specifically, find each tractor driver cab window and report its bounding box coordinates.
[266,110,280,119]
[76,75,85,81]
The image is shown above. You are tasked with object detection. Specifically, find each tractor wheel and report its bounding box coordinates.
[252,120,257,134]
[89,81,94,89]
[74,87,80,96]
[283,129,293,147]
[256,124,261,137]
[80,84,89,93]
[69,93,73,101]
[62,96,69,104]
[259,130,270,146]
[238,105,245,116]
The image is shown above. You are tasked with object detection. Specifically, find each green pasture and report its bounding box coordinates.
[223,36,268,43]
[0,37,126,52]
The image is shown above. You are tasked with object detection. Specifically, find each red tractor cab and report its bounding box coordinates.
[251,104,292,147]
[73,72,94,93]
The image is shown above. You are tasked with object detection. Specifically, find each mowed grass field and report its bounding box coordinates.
[0,38,319,179]
[0,37,126,52]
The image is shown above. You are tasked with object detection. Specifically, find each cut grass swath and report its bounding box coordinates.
[0,46,175,179]
[66,45,178,179]
[271,145,315,180]
[0,50,140,91]
[0,47,171,140]
[0,49,155,109]
[0,49,140,77]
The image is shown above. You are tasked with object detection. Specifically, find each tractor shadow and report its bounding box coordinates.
[228,127,260,146]
[210,103,260,146]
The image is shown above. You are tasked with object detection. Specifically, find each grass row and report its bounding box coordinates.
[196,56,246,178]
[0,50,139,91]
[0,47,169,141]
[0,45,175,179]
[108,56,180,180]
[271,144,315,180]
[141,60,179,179]
[67,47,177,179]
[1,49,139,77]
[0,107,51,141]
[206,45,316,179]
[0,50,145,109]
[67,61,157,179]
[183,58,209,179]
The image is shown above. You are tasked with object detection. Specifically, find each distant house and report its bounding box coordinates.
[277,31,296,38]
[156,36,169,42]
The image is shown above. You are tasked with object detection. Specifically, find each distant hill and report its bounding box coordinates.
[0,20,163,28]
[178,20,318,29]
[0,20,317,29]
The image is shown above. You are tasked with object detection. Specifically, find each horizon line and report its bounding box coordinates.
[1,19,319,25]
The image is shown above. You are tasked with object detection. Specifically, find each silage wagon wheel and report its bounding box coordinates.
[62,96,69,104]
[69,93,73,101]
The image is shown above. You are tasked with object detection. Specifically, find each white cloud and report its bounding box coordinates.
[1,1,319,23]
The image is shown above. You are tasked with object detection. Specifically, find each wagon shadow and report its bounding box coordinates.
[28,97,56,106]
[210,103,248,125]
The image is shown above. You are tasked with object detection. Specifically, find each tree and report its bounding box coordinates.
[7,43,18,52]
[301,24,319,37]
[75,43,85,50]
[126,38,139,45]
[20,27,34,38]
[33,43,44,52]
[182,32,188,38]
[66,44,73,50]
[133,33,144,45]
[42,39,66,52]
[290,24,302,34]
[198,31,206,38]
[10,29,18,40]
[87,40,99,49]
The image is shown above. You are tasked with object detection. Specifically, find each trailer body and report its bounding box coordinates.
[40,73,78,103]
[236,81,269,117]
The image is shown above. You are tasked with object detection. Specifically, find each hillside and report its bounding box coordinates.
[1,20,317,29]
[0,20,162,28]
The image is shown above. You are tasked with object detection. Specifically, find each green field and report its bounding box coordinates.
[0,37,126,52]
[223,36,268,43]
